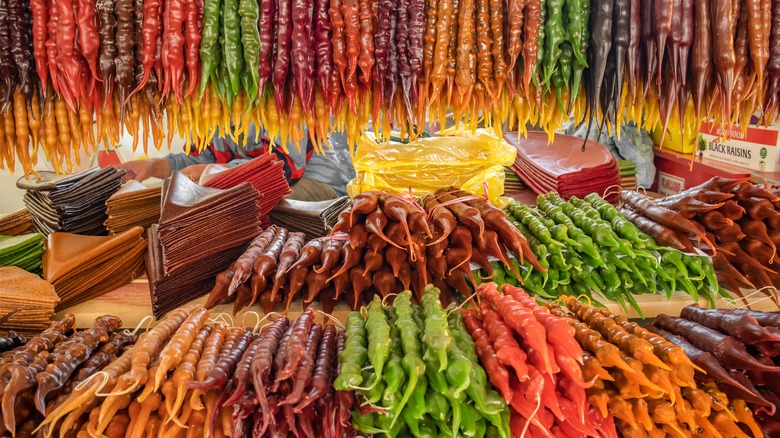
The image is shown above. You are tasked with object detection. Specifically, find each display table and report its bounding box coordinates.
[55,279,779,329]
[54,279,356,329]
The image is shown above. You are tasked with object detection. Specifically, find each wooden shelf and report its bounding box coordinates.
[53,280,779,329]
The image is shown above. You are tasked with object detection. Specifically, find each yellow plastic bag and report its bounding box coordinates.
[347,128,517,204]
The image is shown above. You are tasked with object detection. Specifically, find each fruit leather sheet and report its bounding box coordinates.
[42,227,146,309]
[199,153,292,220]
[148,172,263,317]
[505,131,621,201]
[504,131,618,179]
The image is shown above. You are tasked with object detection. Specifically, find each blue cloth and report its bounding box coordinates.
[559,119,656,188]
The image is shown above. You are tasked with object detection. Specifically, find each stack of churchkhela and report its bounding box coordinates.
[29,307,351,437]
[548,297,763,437]
[618,177,780,305]
[465,283,618,436]
[650,305,780,433]
[0,314,130,437]
[203,189,541,315]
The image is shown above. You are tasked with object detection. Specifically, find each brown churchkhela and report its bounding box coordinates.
[204,189,541,313]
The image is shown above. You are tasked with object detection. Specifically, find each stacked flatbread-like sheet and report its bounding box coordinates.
[0,208,33,236]
[18,167,125,235]
[503,167,527,196]
[42,226,147,309]
[146,172,262,317]
[619,160,638,190]
[105,180,162,236]
[269,197,350,240]
[199,153,292,227]
[0,233,45,274]
[505,132,622,202]
[0,267,60,333]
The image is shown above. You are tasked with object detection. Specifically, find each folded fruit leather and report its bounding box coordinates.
[105,183,164,236]
[0,266,59,332]
[42,227,146,309]
[146,225,250,317]
[0,208,33,236]
[0,233,45,273]
[515,159,621,192]
[148,173,263,317]
[200,153,292,220]
[19,167,125,236]
[505,131,617,178]
[269,197,350,239]
[506,131,621,201]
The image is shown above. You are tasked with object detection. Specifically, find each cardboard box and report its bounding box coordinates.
[698,121,780,172]
[652,147,751,195]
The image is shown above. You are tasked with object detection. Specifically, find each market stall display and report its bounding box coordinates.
[616,177,780,307]
[42,227,147,309]
[0,267,60,333]
[269,197,351,240]
[0,208,34,236]
[547,297,763,437]
[104,180,162,236]
[505,193,720,314]
[2,284,779,436]
[147,172,262,317]
[0,232,45,274]
[18,167,125,236]
[505,132,622,202]
[650,305,780,432]
[199,153,293,227]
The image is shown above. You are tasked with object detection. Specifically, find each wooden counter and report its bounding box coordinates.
[55,280,779,329]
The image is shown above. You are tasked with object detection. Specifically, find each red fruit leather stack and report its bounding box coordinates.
[504,131,622,202]
[146,172,262,317]
[199,153,292,228]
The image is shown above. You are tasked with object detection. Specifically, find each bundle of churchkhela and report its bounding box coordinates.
[650,305,780,433]
[618,177,780,306]
[33,307,352,437]
[204,190,541,314]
